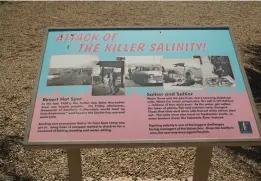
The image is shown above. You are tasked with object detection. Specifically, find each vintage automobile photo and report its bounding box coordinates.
[127,66,163,86]
[119,56,164,87]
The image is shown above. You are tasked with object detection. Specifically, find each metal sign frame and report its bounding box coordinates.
[23,26,261,149]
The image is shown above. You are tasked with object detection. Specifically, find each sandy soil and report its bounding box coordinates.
[1,1,261,181]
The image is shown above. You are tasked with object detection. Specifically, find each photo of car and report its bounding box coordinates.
[118,56,164,87]
[129,66,163,86]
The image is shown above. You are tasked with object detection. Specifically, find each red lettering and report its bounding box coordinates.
[76,34,83,41]
[124,44,128,52]
[190,43,195,51]
[78,44,85,52]
[150,43,156,51]
[196,42,203,51]
[185,43,189,51]
[156,43,164,52]
[165,43,170,52]
[84,44,93,52]
[172,43,176,51]
[112,44,117,52]
[105,44,112,52]
[177,43,184,51]
[64,34,70,42]
[111,33,118,41]
[137,43,145,52]
[117,44,122,52]
[92,34,99,41]
[203,42,207,51]
[130,44,136,52]
[70,33,77,41]
[93,44,100,52]
[103,33,111,41]
[84,34,91,41]
[55,34,63,42]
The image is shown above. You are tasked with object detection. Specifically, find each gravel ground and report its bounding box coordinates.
[1,1,261,181]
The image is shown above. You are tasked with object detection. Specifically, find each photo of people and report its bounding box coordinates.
[161,58,203,91]
[92,61,125,96]
[117,56,164,87]
[46,54,98,86]
[194,55,236,87]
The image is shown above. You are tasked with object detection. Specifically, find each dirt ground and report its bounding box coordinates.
[1,1,261,181]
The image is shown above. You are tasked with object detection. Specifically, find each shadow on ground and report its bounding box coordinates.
[0,1,9,6]
[226,146,261,162]
[226,44,261,166]
[0,135,35,181]
[243,44,261,103]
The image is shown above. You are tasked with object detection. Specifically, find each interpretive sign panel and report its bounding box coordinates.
[24,27,261,147]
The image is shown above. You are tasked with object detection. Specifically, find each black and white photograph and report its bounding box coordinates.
[117,56,163,87]
[46,54,98,86]
[194,55,236,87]
[92,61,125,96]
[161,58,203,91]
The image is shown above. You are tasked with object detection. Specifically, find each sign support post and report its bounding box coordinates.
[67,149,83,181]
[192,146,213,181]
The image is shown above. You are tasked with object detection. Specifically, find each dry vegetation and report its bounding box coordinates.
[1,1,261,181]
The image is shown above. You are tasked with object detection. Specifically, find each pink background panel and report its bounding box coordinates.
[28,90,260,142]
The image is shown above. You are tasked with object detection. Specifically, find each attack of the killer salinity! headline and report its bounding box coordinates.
[55,33,207,53]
